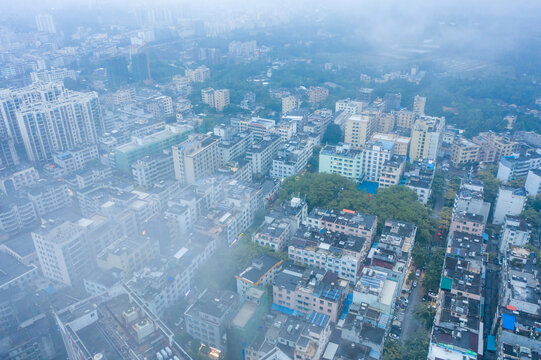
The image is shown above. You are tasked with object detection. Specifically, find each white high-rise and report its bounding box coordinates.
[35,13,56,33]
[32,221,89,287]
[1,83,102,164]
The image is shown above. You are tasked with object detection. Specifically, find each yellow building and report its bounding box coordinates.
[344,113,376,148]
[371,132,411,156]
[450,137,480,166]
[409,116,445,161]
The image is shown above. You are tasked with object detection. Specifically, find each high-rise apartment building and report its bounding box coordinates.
[132,152,174,187]
[344,113,376,148]
[214,89,230,111]
[282,96,299,114]
[308,86,329,104]
[393,109,416,131]
[451,137,481,167]
[409,116,445,161]
[201,88,229,111]
[15,88,102,163]
[32,221,89,287]
[413,95,426,116]
[35,13,56,33]
[185,65,210,82]
[383,92,401,112]
[172,133,220,184]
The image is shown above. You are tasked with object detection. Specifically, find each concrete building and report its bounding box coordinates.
[273,265,348,322]
[185,65,210,82]
[413,95,426,116]
[308,86,329,104]
[132,152,174,187]
[344,113,376,148]
[371,133,411,156]
[288,225,367,283]
[15,87,102,163]
[449,211,485,236]
[0,165,39,194]
[236,254,283,297]
[172,133,220,184]
[451,137,481,167]
[0,196,37,233]
[282,96,299,114]
[35,13,56,33]
[383,93,401,112]
[246,134,282,175]
[114,123,192,173]
[497,153,541,183]
[499,215,530,253]
[472,132,520,163]
[378,155,406,188]
[318,144,363,181]
[270,138,314,179]
[493,186,527,225]
[409,116,445,161]
[404,160,435,204]
[96,236,158,277]
[335,99,364,115]
[376,113,396,133]
[32,221,89,287]
[393,109,415,131]
[184,289,239,350]
[27,180,71,216]
[214,89,230,111]
[52,145,99,173]
[525,168,541,196]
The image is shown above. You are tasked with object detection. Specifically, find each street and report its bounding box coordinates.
[400,276,425,343]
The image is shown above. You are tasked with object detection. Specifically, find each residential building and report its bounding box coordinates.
[27,179,71,216]
[451,137,481,167]
[306,207,377,240]
[282,96,299,114]
[172,133,220,184]
[246,134,282,175]
[0,196,38,233]
[404,160,435,204]
[493,186,527,224]
[378,155,406,188]
[236,254,283,297]
[270,138,314,179]
[132,152,174,187]
[52,145,99,173]
[376,113,396,133]
[184,289,239,350]
[413,95,426,116]
[288,225,369,283]
[96,236,158,277]
[55,293,189,360]
[35,13,56,33]
[308,86,329,104]
[272,265,348,322]
[185,65,210,82]
[233,117,276,140]
[344,113,376,148]
[393,109,415,131]
[371,133,410,156]
[32,221,89,287]
[217,130,253,164]
[383,93,401,112]
[453,180,491,224]
[214,89,230,111]
[472,132,520,163]
[409,116,445,161]
[0,165,39,194]
[525,168,541,196]
[497,152,541,183]
[499,215,530,253]
[358,88,374,103]
[15,87,101,163]
[335,99,364,115]
[449,211,485,236]
[147,95,173,121]
[252,215,292,250]
[114,123,192,173]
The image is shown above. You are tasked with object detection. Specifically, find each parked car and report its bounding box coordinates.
[413,280,418,288]
[415,269,421,277]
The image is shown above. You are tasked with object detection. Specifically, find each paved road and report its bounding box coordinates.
[400,277,425,343]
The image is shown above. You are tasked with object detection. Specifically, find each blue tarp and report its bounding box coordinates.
[502,313,516,330]
[340,293,354,320]
[487,335,496,351]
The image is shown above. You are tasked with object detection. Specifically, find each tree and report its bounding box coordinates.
[477,165,501,205]
[383,340,403,360]
[403,329,430,360]
[322,124,343,145]
[423,248,445,291]
[414,304,436,330]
